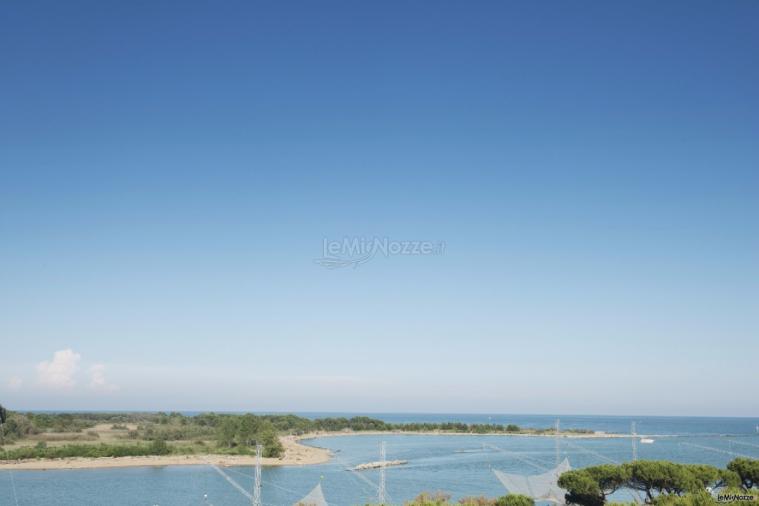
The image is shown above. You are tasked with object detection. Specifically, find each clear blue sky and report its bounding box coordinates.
[1,1,757,416]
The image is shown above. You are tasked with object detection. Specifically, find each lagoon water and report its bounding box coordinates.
[3,415,758,506]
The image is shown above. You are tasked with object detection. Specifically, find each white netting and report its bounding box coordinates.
[493,458,571,504]
[293,483,328,506]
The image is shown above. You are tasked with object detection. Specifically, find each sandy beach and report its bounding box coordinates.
[0,430,632,471]
[0,434,331,471]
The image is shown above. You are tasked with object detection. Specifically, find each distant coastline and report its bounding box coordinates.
[0,429,632,471]
[0,434,329,471]
[3,410,755,472]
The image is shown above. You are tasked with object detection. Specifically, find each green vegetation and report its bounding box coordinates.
[0,410,286,459]
[214,414,283,457]
[558,459,756,506]
[0,408,589,462]
[363,492,535,505]
[559,464,624,506]
[727,458,759,490]
[1,439,175,460]
[652,488,759,506]
[0,410,587,443]
[305,416,590,435]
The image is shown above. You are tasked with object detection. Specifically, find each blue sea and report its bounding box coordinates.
[3,414,758,506]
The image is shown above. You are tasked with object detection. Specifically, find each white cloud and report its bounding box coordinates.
[36,349,81,389]
[89,364,118,392]
[8,376,23,390]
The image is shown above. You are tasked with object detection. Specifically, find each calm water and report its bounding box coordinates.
[3,415,759,506]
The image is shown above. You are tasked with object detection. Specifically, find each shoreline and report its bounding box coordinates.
[300,429,634,439]
[0,430,631,471]
[0,435,331,471]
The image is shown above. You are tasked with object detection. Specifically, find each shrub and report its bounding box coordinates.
[149,439,170,455]
[652,490,717,506]
[459,496,495,505]
[560,461,746,506]
[727,458,759,490]
[495,494,535,506]
[405,491,452,505]
[559,469,605,506]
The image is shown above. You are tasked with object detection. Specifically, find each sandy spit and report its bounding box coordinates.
[0,435,330,471]
[0,430,630,471]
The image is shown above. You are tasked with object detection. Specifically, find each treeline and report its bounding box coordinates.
[1,440,173,460]
[261,415,589,435]
[365,492,536,506]
[0,410,200,442]
[0,409,584,443]
[557,458,759,506]
[0,406,591,462]
[214,414,283,457]
[366,461,759,506]
[161,413,545,435]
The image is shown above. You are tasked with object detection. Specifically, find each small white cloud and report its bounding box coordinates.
[36,349,81,389]
[89,364,118,392]
[8,376,23,390]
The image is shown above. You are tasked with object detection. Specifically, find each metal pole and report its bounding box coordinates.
[631,421,637,461]
[252,443,262,506]
[378,441,386,505]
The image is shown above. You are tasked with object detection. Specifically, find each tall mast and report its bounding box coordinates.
[631,421,638,461]
[378,441,386,504]
[252,443,262,506]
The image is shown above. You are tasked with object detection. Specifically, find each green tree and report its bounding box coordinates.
[652,489,717,506]
[259,426,284,458]
[149,438,170,455]
[683,464,739,490]
[216,417,238,448]
[495,494,535,506]
[0,404,7,445]
[585,464,631,499]
[404,491,451,505]
[558,469,605,506]
[727,458,759,490]
[624,461,700,502]
[236,414,261,447]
